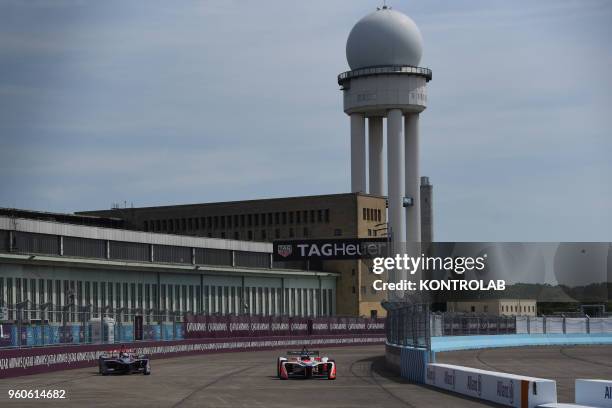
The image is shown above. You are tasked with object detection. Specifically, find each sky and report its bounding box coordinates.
[0,0,610,242]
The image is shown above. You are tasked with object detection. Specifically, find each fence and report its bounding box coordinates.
[430,313,517,337]
[515,315,612,335]
[0,305,385,348]
[430,313,612,337]
[383,302,431,349]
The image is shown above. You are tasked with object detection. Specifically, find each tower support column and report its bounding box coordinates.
[404,113,420,242]
[368,116,384,196]
[387,109,406,245]
[350,113,366,193]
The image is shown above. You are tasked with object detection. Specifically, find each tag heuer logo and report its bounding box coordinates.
[277,245,293,258]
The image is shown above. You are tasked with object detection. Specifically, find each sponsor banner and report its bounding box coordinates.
[425,363,557,408]
[183,315,385,339]
[273,238,387,261]
[0,334,385,379]
[575,379,612,407]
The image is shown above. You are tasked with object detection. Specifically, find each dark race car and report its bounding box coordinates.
[99,348,151,376]
[277,347,336,380]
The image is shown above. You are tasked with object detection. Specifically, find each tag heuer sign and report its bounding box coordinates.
[277,244,293,258]
[273,238,387,261]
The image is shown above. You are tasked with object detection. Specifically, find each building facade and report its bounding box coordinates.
[0,213,337,323]
[79,189,434,317]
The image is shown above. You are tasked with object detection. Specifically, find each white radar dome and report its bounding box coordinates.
[346,7,423,70]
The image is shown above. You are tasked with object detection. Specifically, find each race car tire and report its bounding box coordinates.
[327,360,336,380]
[277,357,287,378]
[144,363,151,375]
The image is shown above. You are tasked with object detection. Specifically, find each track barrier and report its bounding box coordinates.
[425,363,557,408]
[575,379,612,408]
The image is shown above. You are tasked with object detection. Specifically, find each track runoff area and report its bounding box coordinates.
[0,344,610,407]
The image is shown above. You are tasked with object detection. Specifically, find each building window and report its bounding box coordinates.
[261,230,267,240]
[289,228,294,238]
[221,216,226,229]
[254,214,259,226]
[324,209,330,223]
[470,306,475,312]
[368,229,372,236]
[227,216,232,229]
[352,286,356,294]
[303,210,308,223]
[143,221,148,231]
[310,210,315,223]
[296,211,301,224]
[248,230,253,240]
[289,212,294,224]
[317,210,322,222]
[221,232,226,239]
[282,212,287,225]
[363,208,367,220]
[334,229,342,236]
[247,214,252,227]
[194,218,199,230]
[188,218,193,230]
[303,227,309,237]
[484,305,488,312]
[275,229,280,239]
[234,231,239,240]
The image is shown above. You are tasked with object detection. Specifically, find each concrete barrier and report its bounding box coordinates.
[575,379,612,408]
[425,363,557,408]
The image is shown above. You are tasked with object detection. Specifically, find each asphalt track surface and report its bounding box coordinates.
[0,344,609,407]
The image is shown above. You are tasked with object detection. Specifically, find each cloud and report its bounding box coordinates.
[0,0,610,241]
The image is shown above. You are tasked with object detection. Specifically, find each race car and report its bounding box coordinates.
[98,347,151,376]
[277,347,336,380]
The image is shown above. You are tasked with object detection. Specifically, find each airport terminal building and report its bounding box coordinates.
[79,182,433,317]
[0,210,337,322]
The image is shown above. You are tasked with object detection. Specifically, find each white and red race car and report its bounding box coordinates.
[277,347,336,380]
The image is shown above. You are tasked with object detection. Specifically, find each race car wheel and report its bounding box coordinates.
[144,363,151,375]
[327,360,336,380]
